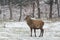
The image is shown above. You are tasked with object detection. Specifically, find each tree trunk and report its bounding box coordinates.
[19,6,22,21]
[9,2,12,20]
[49,4,52,18]
[57,0,60,17]
[49,0,53,18]
[0,4,1,14]
[32,2,35,18]
[3,0,5,5]
[36,0,40,18]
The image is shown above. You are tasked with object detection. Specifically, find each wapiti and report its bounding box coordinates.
[25,15,44,37]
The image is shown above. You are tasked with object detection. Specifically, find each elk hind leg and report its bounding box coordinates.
[39,29,44,37]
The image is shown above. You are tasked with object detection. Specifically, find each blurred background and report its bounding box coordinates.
[0,0,60,21]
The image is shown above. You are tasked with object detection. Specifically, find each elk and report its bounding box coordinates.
[25,15,44,37]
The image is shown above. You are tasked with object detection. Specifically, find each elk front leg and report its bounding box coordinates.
[41,29,44,37]
[34,29,36,37]
[30,28,32,37]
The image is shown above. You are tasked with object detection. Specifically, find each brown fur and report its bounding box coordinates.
[25,15,44,37]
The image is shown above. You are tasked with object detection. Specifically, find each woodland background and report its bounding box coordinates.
[0,0,60,21]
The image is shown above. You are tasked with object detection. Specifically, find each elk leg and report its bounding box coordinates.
[39,29,42,37]
[39,29,44,37]
[41,29,44,37]
[34,29,36,37]
[30,28,32,37]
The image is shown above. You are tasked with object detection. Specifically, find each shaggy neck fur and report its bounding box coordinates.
[26,18,32,25]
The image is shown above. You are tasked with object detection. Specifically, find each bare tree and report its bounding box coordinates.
[56,0,60,17]
[36,0,40,18]
[0,1,2,14]
[19,6,22,21]
[32,2,35,18]
[49,0,53,18]
[8,0,13,20]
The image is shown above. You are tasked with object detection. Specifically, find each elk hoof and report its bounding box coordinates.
[39,36,43,37]
[30,35,32,37]
[35,36,36,37]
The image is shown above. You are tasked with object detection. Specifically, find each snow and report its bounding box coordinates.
[4,20,52,30]
[5,21,29,28]
[0,20,60,40]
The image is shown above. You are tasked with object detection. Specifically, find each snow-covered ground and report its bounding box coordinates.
[0,20,60,40]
